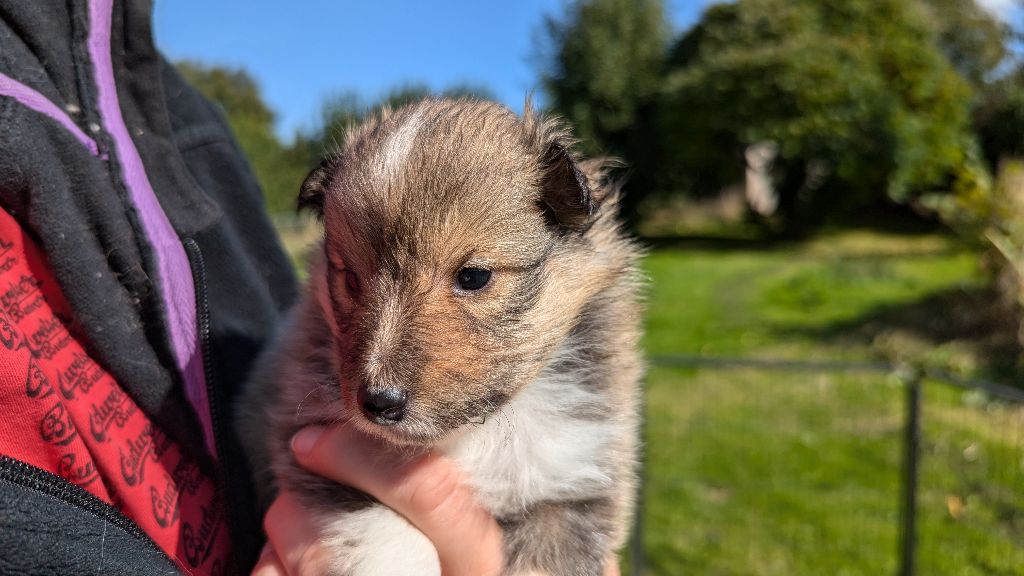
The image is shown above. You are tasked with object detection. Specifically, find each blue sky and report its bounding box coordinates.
[154,0,711,140]
[154,1,1020,141]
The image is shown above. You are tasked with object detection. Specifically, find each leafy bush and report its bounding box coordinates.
[658,0,979,232]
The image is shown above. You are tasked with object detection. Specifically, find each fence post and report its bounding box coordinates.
[898,366,922,576]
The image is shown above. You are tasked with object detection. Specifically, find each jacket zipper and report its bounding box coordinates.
[180,239,224,481]
[181,237,239,574]
[0,456,179,569]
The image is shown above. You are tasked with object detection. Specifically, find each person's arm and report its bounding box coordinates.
[252,425,622,576]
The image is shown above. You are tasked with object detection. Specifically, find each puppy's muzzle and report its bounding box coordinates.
[358,386,407,425]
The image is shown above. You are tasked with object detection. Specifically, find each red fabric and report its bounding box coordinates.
[0,209,231,576]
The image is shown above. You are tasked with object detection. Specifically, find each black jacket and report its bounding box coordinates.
[0,1,298,573]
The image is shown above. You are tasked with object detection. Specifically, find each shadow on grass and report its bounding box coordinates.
[641,233,962,263]
[776,285,1022,381]
[640,233,793,252]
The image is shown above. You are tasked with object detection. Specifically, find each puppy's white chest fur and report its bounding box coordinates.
[440,352,616,517]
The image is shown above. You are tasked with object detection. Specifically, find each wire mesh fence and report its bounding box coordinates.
[630,355,1024,576]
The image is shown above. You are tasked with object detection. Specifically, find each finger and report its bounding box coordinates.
[250,544,287,576]
[604,555,621,576]
[291,425,504,576]
[263,491,331,576]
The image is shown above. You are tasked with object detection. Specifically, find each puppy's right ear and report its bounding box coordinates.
[297,157,334,216]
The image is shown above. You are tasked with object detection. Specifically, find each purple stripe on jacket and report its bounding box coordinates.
[88,0,216,457]
[0,72,99,156]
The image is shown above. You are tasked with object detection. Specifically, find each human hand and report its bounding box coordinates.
[250,424,622,576]
[251,424,503,576]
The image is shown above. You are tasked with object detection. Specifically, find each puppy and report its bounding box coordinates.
[238,98,643,575]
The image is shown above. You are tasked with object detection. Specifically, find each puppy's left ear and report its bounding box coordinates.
[297,157,335,216]
[539,142,596,234]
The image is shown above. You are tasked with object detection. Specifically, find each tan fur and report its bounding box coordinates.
[238,98,644,575]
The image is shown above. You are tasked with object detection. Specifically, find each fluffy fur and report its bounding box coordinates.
[237,98,643,575]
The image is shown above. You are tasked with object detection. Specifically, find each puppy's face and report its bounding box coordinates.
[302,99,602,445]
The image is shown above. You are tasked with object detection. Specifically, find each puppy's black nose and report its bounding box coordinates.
[359,386,407,424]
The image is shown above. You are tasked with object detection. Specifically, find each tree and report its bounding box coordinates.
[178,62,499,214]
[975,67,1024,164]
[176,61,311,214]
[922,0,1009,89]
[539,0,670,225]
[971,1,1024,166]
[659,0,980,233]
[310,83,496,156]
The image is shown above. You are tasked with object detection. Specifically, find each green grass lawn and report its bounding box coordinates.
[639,231,1024,575]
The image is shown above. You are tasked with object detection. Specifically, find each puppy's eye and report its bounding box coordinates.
[344,270,361,294]
[456,268,491,291]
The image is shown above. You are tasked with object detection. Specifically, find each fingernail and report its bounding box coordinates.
[290,426,325,455]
